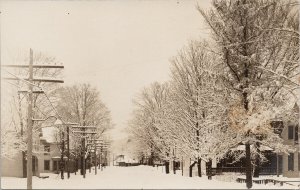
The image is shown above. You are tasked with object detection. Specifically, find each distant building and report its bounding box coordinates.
[115,154,139,166]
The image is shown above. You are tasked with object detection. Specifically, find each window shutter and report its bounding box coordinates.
[288,126,294,140]
[288,153,294,171]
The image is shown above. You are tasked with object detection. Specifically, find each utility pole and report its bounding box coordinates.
[27,49,33,190]
[86,138,103,173]
[18,91,27,178]
[89,149,92,173]
[100,146,103,171]
[72,126,97,178]
[92,136,97,175]
[61,130,65,180]
[94,144,97,175]
[81,137,86,178]
[99,151,101,169]
[2,49,64,190]
[173,145,176,174]
[67,126,70,179]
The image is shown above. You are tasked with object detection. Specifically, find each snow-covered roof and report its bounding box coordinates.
[52,156,68,160]
[231,144,273,151]
[292,103,299,114]
[41,127,58,143]
[115,155,138,163]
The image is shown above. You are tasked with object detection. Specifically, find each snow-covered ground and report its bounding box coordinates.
[1,165,299,189]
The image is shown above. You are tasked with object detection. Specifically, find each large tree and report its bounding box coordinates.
[199,0,299,187]
[55,83,113,175]
[56,83,113,136]
[169,41,236,178]
[128,82,172,171]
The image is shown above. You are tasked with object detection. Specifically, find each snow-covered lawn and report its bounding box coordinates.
[1,165,299,189]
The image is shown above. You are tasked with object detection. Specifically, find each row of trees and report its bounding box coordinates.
[128,0,299,188]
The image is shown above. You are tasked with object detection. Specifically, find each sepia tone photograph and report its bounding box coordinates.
[1,0,299,189]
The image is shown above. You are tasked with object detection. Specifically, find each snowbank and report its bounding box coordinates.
[1,165,299,189]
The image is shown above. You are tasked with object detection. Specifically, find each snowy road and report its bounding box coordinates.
[1,165,298,189]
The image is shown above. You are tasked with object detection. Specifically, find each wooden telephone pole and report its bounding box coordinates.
[27,49,33,189]
[2,49,64,190]
[72,126,97,178]
[86,139,103,175]
[61,130,65,180]
[67,126,70,179]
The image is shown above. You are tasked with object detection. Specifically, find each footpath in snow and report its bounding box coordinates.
[1,165,299,189]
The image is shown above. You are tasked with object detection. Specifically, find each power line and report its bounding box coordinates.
[3,68,43,89]
[1,51,65,189]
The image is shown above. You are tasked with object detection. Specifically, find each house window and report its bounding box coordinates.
[288,153,294,171]
[44,145,50,155]
[271,120,284,136]
[288,126,294,139]
[44,160,50,171]
[53,161,58,171]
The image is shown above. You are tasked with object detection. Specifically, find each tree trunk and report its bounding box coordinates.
[75,158,78,175]
[150,151,154,166]
[206,159,212,180]
[80,155,84,175]
[243,83,252,188]
[197,157,202,177]
[165,161,170,174]
[189,161,197,177]
[89,154,92,173]
[253,143,260,178]
[22,151,27,178]
[276,153,279,177]
[245,143,252,189]
[85,158,88,172]
[181,157,184,176]
[173,160,176,174]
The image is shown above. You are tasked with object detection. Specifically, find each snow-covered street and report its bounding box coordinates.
[1,165,299,189]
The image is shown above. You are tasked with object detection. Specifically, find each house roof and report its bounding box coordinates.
[231,144,273,151]
[293,102,299,114]
[115,155,138,163]
[41,127,59,143]
[52,156,68,160]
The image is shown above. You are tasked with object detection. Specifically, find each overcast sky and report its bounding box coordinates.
[1,0,211,141]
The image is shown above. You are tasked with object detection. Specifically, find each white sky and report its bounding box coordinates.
[1,0,212,141]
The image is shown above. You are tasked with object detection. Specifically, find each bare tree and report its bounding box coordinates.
[128,82,172,171]
[168,41,236,178]
[56,83,113,137]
